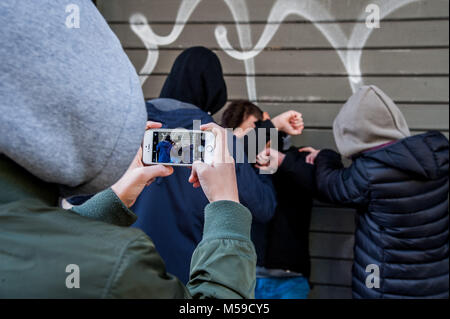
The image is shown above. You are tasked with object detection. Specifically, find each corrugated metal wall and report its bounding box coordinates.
[96,0,449,299]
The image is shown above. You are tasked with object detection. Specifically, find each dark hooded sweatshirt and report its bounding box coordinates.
[132,48,277,284]
[160,46,227,115]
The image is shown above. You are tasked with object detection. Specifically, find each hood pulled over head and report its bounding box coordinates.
[333,85,411,158]
[159,46,228,115]
[0,0,147,196]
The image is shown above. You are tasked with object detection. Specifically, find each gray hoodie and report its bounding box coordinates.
[0,0,146,196]
[333,85,411,158]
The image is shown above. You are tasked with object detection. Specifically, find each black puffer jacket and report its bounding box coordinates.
[315,131,449,298]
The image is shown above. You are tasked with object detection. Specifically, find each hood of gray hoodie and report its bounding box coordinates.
[0,0,147,196]
[333,85,411,158]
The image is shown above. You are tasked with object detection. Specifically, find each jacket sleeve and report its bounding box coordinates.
[235,161,277,223]
[69,189,189,298]
[105,233,190,298]
[231,128,277,223]
[99,200,255,299]
[71,188,137,226]
[315,149,370,207]
[187,200,256,299]
[72,189,256,298]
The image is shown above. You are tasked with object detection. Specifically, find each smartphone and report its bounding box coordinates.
[142,129,215,166]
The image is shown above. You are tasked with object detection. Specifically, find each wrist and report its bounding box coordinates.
[111,183,131,208]
[211,192,240,204]
[271,116,283,131]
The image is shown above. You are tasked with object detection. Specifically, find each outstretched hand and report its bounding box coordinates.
[299,147,321,165]
[112,121,174,207]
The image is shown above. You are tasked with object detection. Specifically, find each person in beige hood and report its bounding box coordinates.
[333,85,411,158]
[303,85,449,298]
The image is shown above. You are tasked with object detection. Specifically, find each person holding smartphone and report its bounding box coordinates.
[0,0,256,298]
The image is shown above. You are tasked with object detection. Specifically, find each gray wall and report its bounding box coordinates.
[96,0,449,299]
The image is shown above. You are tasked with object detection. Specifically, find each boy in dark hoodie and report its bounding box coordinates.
[132,47,278,284]
[307,85,449,298]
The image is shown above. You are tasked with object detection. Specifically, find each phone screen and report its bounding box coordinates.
[151,130,206,165]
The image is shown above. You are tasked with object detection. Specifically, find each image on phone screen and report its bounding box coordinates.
[152,131,205,165]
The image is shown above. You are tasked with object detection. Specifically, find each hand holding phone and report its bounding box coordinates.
[188,123,239,204]
[112,122,174,207]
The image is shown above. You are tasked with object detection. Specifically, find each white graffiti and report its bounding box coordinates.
[222,0,257,101]
[345,0,420,89]
[130,0,202,85]
[130,0,420,98]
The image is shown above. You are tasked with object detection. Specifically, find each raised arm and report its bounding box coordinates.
[235,160,277,224]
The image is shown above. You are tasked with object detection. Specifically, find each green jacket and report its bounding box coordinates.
[0,156,256,298]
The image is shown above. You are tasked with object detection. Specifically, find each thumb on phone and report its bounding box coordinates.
[189,161,207,188]
[139,165,173,184]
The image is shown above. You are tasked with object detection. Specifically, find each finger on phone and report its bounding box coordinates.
[199,122,217,131]
[200,123,232,164]
[146,121,163,130]
[188,162,200,184]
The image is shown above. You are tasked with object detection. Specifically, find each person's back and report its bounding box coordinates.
[0,2,257,299]
[1,149,256,299]
[0,0,155,297]
[0,158,187,298]
[132,99,216,284]
[134,99,276,283]
[156,140,173,163]
[132,48,277,284]
[353,131,448,298]
[314,86,449,298]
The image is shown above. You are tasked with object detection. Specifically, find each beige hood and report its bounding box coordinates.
[333,85,411,158]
